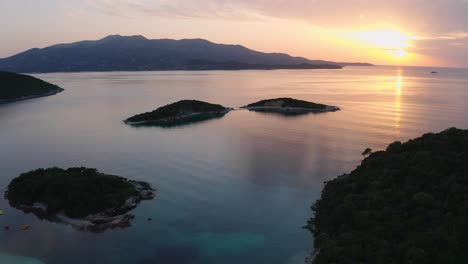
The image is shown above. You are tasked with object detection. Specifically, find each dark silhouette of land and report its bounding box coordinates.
[308,128,468,263]
[0,35,372,73]
[337,62,374,67]
[242,98,340,115]
[0,71,63,103]
[5,167,155,232]
[125,100,232,127]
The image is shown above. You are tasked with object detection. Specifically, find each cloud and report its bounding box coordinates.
[409,31,468,66]
[83,0,468,66]
[87,0,468,33]
[416,32,468,41]
[86,0,266,19]
[410,31,468,52]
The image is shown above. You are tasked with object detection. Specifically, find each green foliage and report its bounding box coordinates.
[308,128,468,264]
[126,100,227,123]
[244,98,327,109]
[0,71,62,100]
[5,167,139,218]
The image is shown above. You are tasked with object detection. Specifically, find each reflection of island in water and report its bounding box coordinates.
[238,121,337,188]
[125,100,233,128]
[5,167,155,233]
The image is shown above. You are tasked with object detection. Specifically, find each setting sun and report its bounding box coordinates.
[345,30,414,59]
[353,30,411,49]
[390,49,409,58]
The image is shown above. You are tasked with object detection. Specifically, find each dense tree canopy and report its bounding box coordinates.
[243,98,328,110]
[308,128,468,264]
[125,100,229,124]
[5,167,140,218]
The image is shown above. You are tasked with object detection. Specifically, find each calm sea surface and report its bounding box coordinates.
[0,66,467,264]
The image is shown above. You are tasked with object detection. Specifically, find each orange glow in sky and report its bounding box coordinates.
[336,29,416,62]
[2,1,467,67]
[351,30,412,50]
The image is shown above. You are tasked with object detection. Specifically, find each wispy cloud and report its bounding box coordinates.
[408,31,468,65]
[87,0,468,34]
[415,32,468,41]
[84,0,468,66]
[85,0,268,20]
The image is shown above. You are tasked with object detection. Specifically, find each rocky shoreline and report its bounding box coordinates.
[12,180,155,232]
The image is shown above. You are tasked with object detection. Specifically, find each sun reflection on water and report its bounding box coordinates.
[395,69,403,134]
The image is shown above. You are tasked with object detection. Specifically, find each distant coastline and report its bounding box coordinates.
[0,88,63,104]
[0,35,372,73]
[339,62,375,67]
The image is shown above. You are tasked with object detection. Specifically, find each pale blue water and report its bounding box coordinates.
[0,66,467,263]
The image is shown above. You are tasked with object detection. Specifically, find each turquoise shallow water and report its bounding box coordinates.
[0,66,467,263]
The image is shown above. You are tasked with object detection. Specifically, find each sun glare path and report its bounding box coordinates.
[394,69,403,134]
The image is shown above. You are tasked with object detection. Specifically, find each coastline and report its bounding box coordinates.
[2,65,343,74]
[124,108,233,126]
[0,88,64,104]
[11,180,155,232]
[242,105,340,113]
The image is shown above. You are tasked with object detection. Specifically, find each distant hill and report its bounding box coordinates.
[337,62,375,66]
[0,35,349,73]
[0,71,63,103]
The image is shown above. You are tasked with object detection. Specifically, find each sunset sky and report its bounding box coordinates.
[1,0,468,67]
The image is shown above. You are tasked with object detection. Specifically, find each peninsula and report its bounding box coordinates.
[0,71,63,103]
[307,128,468,263]
[125,100,233,127]
[5,167,155,232]
[242,98,340,114]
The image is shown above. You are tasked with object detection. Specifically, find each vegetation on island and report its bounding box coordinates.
[0,71,63,103]
[5,167,153,219]
[125,100,231,126]
[244,98,329,109]
[242,98,339,116]
[307,128,468,264]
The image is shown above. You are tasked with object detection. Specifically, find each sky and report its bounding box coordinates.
[1,0,468,67]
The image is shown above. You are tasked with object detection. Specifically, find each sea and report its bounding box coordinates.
[0,66,467,264]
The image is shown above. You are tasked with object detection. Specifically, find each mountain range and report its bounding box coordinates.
[0,35,372,73]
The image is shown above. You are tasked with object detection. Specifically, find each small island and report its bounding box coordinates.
[241,98,340,115]
[5,167,155,232]
[307,128,468,263]
[0,71,64,103]
[125,100,233,127]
